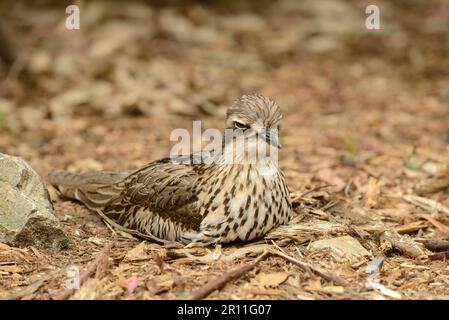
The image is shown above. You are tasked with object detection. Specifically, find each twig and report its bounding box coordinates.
[268,248,349,286]
[95,209,168,245]
[386,193,449,217]
[393,220,429,235]
[189,250,270,300]
[270,240,288,255]
[319,200,340,212]
[103,219,117,235]
[54,241,114,300]
[299,184,334,198]
[418,214,449,235]
[416,239,449,252]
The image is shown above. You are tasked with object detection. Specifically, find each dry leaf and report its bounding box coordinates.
[365,178,381,208]
[0,243,12,251]
[95,252,111,279]
[305,278,323,291]
[124,241,148,261]
[0,245,29,261]
[72,278,105,300]
[116,276,143,295]
[88,237,104,246]
[254,272,289,288]
[322,285,345,294]
[315,168,346,191]
[310,235,371,258]
[148,274,175,295]
[148,253,161,273]
[241,287,286,297]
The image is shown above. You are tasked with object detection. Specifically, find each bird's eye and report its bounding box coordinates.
[234,122,249,130]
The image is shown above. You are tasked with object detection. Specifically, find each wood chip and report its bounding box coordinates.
[380,231,427,259]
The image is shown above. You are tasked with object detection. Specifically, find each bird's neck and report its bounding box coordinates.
[214,137,279,167]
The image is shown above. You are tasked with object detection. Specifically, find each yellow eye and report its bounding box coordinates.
[234,122,249,130]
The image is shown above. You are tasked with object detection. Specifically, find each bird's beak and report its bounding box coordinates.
[261,128,282,149]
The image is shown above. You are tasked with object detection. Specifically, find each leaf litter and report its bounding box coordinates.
[1,0,449,300]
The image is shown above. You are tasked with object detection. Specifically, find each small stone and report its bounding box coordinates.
[310,235,371,258]
[0,153,68,251]
[421,162,438,176]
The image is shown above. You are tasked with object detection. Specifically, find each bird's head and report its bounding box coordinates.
[225,94,283,150]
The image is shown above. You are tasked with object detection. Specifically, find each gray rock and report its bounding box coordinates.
[0,153,68,250]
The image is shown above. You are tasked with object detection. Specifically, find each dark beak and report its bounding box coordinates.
[263,128,282,149]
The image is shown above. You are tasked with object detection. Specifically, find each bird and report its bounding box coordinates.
[48,94,293,245]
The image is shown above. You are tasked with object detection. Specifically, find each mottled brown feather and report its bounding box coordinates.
[48,94,293,244]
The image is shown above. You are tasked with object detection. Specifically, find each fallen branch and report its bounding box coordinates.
[55,241,114,300]
[268,248,349,287]
[189,250,270,300]
[416,239,449,252]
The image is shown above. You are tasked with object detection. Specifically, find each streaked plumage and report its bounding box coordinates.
[48,94,293,245]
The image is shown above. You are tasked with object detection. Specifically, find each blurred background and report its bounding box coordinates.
[1,0,449,300]
[0,0,448,186]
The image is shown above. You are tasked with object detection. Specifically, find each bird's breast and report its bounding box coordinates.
[197,164,291,242]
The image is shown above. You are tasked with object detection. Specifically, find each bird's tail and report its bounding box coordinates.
[47,170,129,210]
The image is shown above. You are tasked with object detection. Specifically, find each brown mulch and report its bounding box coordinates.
[1,0,449,300]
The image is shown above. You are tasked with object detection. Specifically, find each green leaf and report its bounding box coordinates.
[404,153,419,170]
[343,137,358,155]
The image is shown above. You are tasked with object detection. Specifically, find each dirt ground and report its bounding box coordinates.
[1,0,449,300]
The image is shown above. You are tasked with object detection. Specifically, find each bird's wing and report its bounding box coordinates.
[114,156,202,213]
